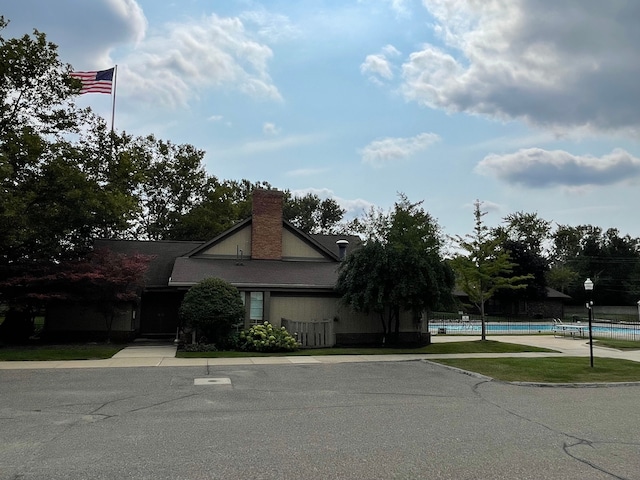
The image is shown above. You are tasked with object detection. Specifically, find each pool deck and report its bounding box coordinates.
[1,334,639,369]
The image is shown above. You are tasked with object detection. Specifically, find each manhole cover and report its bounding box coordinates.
[194,377,231,386]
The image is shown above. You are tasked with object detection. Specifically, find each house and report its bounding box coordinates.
[45,189,426,346]
[453,287,571,319]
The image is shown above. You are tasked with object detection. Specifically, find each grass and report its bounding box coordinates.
[594,338,640,350]
[176,340,554,358]
[0,344,123,361]
[432,357,640,383]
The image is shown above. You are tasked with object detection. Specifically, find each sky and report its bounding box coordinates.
[3,0,640,239]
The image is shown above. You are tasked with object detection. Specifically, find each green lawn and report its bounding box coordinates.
[176,340,554,358]
[594,338,640,350]
[432,357,640,383]
[0,344,123,361]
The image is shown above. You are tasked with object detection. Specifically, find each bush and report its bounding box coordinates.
[179,343,218,353]
[179,278,245,344]
[236,322,300,352]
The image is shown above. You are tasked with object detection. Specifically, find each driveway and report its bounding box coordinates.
[1,360,638,479]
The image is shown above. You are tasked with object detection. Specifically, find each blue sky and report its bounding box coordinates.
[3,0,640,239]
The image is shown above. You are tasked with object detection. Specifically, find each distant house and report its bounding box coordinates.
[454,287,571,319]
[45,190,426,346]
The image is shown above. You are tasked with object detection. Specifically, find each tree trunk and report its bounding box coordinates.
[393,306,400,344]
[379,312,388,345]
[105,312,114,344]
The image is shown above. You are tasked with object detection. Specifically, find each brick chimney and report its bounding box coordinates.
[251,189,283,260]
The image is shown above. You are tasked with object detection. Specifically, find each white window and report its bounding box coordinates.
[249,292,264,323]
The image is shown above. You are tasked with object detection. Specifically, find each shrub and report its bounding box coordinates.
[180,343,218,353]
[179,278,245,343]
[236,322,300,352]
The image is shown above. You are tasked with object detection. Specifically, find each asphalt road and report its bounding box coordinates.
[1,361,639,479]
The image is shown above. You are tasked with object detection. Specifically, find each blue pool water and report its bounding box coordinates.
[429,322,640,336]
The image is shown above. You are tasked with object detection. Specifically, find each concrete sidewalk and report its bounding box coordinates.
[0,335,639,369]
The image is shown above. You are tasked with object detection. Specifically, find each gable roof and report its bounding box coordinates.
[169,258,341,290]
[167,220,355,289]
[309,232,363,256]
[182,216,361,261]
[93,239,203,287]
[182,218,252,257]
[94,210,362,291]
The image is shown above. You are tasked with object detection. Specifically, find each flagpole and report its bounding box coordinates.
[110,65,118,134]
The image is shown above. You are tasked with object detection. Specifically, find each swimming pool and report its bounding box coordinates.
[428,321,640,339]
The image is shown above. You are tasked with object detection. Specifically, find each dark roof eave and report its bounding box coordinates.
[168,280,335,290]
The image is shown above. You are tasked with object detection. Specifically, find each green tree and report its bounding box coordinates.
[450,201,531,340]
[336,194,454,345]
[131,135,209,240]
[1,18,94,266]
[492,212,551,306]
[179,278,245,343]
[283,192,345,234]
[0,248,151,342]
[493,211,552,256]
[551,225,640,305]
[167,179,273,240]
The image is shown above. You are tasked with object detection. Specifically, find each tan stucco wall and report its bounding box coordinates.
[282,229,326,260]
[202,225,252,257]
[269,295,419,334]
[269,296,338,326]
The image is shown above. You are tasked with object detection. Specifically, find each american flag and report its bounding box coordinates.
[70,68,114,94]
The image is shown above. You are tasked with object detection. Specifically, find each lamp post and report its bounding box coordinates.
[584,278,594,368]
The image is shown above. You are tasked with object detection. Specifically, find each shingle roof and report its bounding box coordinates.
[169,257,341,290]
[94,239,204,287]
[309,233,363,256]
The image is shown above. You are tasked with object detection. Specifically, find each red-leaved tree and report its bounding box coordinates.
[1,248,152,342]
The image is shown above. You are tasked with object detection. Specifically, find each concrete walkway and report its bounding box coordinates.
[1,335,639,369]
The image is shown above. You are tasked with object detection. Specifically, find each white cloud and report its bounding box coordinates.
[2,0,146,68]
[476,148,640,188]
[358,0,412,18]
[120,13,281,108]
[208,115,224,122]
[402,0,640,134]
[361,44,401,83]
[239,10,301,42]
[263,122,280,135]
[361,54,394,81]
[360,132,440,167]
[221,133,326,156]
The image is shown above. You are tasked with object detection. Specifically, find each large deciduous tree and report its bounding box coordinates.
[283,191,346,234]
[0,248,151,342]
[492,211,551,307]
[166,179,273,240]
[0,20,153,327]
[450,201,531,340]
[132,135,209,240]
[1,17,94,267]
[549,225,640,305]
[336,194,454,345]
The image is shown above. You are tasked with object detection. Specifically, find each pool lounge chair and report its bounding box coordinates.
[552,318,588,338]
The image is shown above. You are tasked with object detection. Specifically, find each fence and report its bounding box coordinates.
[426,313,640,341]
[281,318,334,348]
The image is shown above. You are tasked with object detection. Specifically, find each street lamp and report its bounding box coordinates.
[584,278,594,368]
